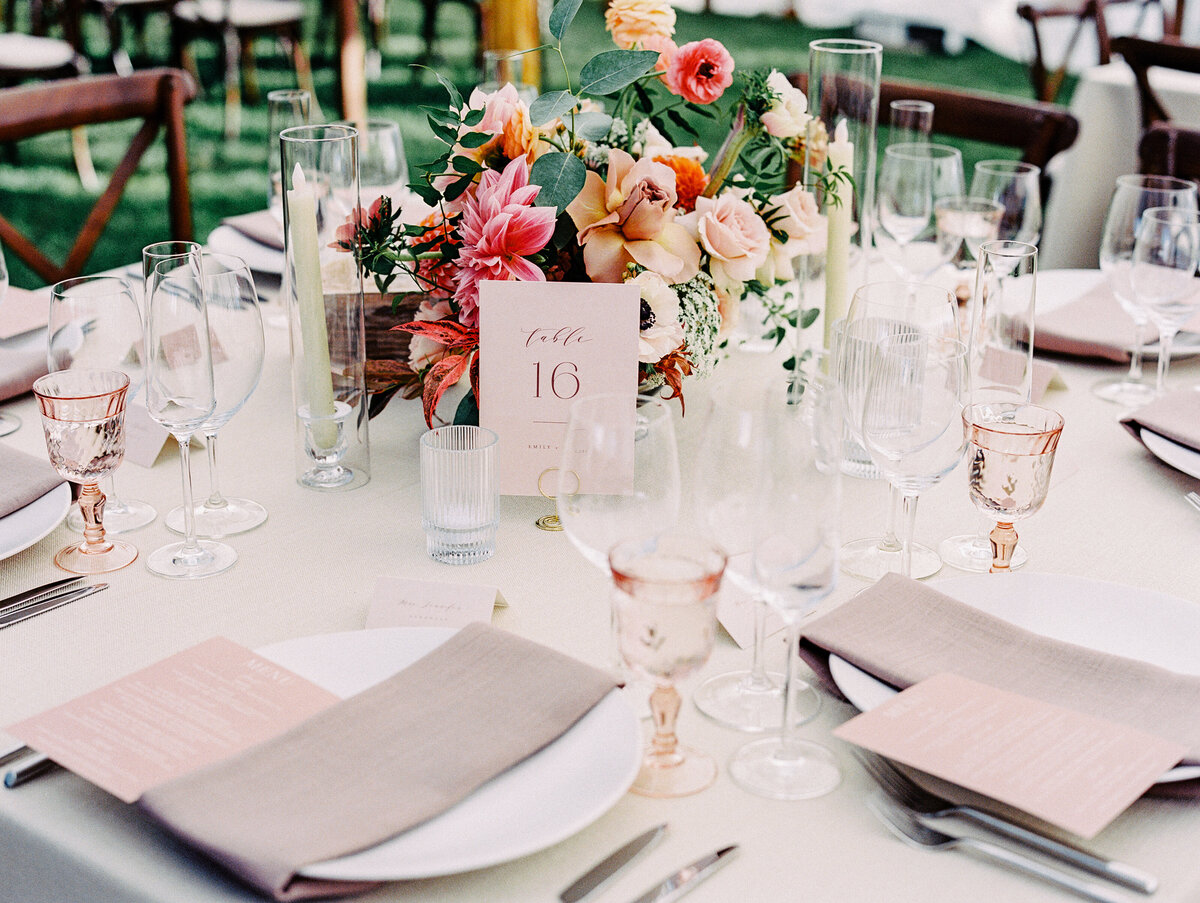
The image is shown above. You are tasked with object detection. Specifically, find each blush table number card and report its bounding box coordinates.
[478,280,640,495]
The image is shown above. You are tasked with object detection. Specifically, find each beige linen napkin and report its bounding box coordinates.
[1120,389,1200,453]
[0,444,64,519]
[1035,280,1200,362]
[799,573,1200,797]
[137,623,618,901]
[223,210,284,250]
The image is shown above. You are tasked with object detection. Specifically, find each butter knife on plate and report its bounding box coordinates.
[626,845,738,903]
[560,823,667,903]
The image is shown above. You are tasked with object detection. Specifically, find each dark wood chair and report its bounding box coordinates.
[788,75,1080,203]
[0,68,197,284]
[1137,120,1200,181]
[1111,34,1200,128]
[81,0,178,76]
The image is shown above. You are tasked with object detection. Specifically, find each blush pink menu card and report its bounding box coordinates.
[8,637,339,803]
[478,279,640,495]
[834,672,1186,838]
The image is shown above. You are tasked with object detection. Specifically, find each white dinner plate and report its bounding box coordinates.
[1031,269,1200,359]
[207,224,284,275]
[254,627,641,881]
[1141,429,1200,482]
[0,483,71,563]
[828,573,1200,783]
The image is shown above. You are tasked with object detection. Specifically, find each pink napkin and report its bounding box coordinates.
[137,624,618,900]
[0,444,63,518]
[1035,280,1200,362]
[1121,389,1200,454]
[222,210,284,251]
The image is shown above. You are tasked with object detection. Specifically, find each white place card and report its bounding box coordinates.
[478,280,640,495]
[365,576,507,630]
[0,287,50,340]
[122,402,174,468]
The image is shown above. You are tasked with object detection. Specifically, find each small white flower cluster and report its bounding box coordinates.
[675,272,724,376]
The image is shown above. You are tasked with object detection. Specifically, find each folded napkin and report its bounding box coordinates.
[222,209,284,251]
[1120,389,1200,454]
[799,573,1200,797]
[137,623,618,900]
[1035,280,1200,362]
[0,445,64,519]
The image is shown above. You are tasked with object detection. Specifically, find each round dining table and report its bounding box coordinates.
[1,266,1199,903]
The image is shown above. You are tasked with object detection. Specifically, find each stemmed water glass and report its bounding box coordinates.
[268,88,312,217]
[610,533,725,798]
[144,247,236,579]
[32,369,138,574]
[346,119,408,207]
[861,334,969,577]
[729,367,842,800]
[0,241,20,438]
[164,253,267,538]
[835,281,960,581]
[1093,174,1198,406]
[887,99,934,147]
[970,161,1043,245]
[690,380,821,732]
[934,196,1004,269]
[48,275,157,533]
[875,143,965,280]
[963,402,1063,572]
[1131,206,1200,395]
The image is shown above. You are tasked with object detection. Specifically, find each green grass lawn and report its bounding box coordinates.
[0,0,1048,288]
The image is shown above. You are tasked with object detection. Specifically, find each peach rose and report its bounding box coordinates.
[680,192,771,293]
[758,184,827,283]
[664,39,734,105]
[604,0,676,51]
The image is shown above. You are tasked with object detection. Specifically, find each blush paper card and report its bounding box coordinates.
[366,576,507,629]
[122,402,174,468]
[834,672,1186,838]
[478,280,640,495]
[0,287,50,339]
[9,637,339,803]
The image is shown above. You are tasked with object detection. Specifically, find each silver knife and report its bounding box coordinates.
[626,845,738,903]
[0,583,107,630]
[560,824,667,902]
[0,576,84,614]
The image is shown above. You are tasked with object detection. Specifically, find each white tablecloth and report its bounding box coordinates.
[1,274,1199,902]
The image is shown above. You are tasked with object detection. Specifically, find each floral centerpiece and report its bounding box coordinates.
[339,0,838,426]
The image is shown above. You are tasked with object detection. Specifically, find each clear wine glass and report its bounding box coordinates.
[963,402,1063,572]
[342,118,408,207]
[835,281,960,581]
[1131,206,1200,395]
[143,246,236,579]
[267,88,312,217]
[0,241,20,438]
[48,275,157,533]
[970,160,1043,245]
[32,369,137,574]
[934,195,1004,268]
[610,533,725,798]
[690,379,821,732]
[556,393,681,572]
[1092,174,1198,406]
[729,367,842,800]
[875,143,965,280]
[164,253,267,538]
[861,334,969,577]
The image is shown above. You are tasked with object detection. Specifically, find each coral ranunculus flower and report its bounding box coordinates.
[566,148,701,285]
[604,0,676,51]
[454,157,557,326]
[664,39,734,105]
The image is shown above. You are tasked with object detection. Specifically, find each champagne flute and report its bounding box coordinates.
[48,275,157,533]
[164,253,267,538]
[0,241,20,438]
[610,533,725,798]
[1131,206,1200,395]
[730,367,842,800]
[690,379,821,732]
[835,281,960,581]
[963,402,1063,572]
[970,160,1042,245]
[1092,174,1197,406]
[33,369,137,573]
[144,247,236,579]
[861,334,969,577]
[875,143,965,280]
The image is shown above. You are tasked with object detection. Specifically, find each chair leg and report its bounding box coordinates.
[285,28,320,120]
[242,36,261,104]
[70,126,100,193]
[222,26,242,141]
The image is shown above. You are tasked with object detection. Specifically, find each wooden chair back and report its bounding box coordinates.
[1112,35,1200,128]
[0,68,197,284]
[1138,121,1200,182]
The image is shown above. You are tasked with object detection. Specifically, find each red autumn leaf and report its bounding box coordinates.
[397,319,479,351]
[421,352,472,427]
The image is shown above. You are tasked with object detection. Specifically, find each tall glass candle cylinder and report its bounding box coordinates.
[280,125,370,491]
[803,39,882,352]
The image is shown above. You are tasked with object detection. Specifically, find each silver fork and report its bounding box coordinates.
[854,751,1156,894]
[1185,491,1200,514]
[867,792,1130,903]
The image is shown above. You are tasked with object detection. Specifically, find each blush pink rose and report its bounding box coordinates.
[664,39,734,105]
[681,192,771,292]
[758,184,827,283]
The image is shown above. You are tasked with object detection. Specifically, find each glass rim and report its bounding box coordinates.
[890,98,935,112]
[33,368,130,402]
[851,279,957,300]
[808,38,883,54]
[962,401,1064,434]
[884,142,961,159]
[420,424,499,451]
[50,274,131,298]
[934,195,1006,212]
[1139,205,1200,224]
[974,159,1041,177]
[280,124,358,144]
[977,238,1038,258]
[608,533,727,586]
[266,88,311,101]
[1116,173,1196,193]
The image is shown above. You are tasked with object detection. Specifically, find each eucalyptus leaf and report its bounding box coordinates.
[579,50,660,96]
[574,111,614,141]
[530,152,587,213]
[529,90,580,126]
[548,0,583,41]
[800,307,820,329]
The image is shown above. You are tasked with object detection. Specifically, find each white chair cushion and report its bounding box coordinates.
[0,34,77,72]
[172,0,305,28]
